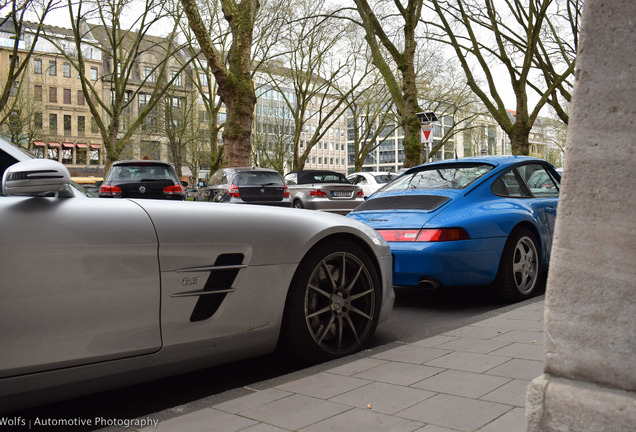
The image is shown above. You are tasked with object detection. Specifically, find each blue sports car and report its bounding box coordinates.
[348,156,560,302]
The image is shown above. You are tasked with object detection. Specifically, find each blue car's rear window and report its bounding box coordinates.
[384,163,493,191]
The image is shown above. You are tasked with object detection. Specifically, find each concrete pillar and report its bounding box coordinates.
[526,1,636,431]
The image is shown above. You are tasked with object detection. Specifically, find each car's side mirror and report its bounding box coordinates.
[2,159,75,198]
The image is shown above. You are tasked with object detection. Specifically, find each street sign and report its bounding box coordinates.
[421,124,433,143]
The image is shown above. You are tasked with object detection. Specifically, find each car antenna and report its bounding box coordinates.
[455,148,458,160]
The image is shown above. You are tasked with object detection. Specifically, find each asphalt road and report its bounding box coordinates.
[10,285,543,430]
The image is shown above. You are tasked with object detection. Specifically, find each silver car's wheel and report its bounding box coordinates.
[280,240,380,363]
[293,199,304,209]
[496,228,541,302]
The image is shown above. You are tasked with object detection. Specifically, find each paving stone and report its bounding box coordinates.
[329,381,435,415]
[213,389,291,414]
[494,318,544,332]
[486,358,545,380]
[470,317,510,329]
[371,344,450,364]
[443,326,504,340]
[327,358,388,377]
[300,407,423,432]
[519,301,546,311]
[396,393,511,432]
[434,337,512,354]
[241,424,288,432]
[480,379,530,407]
[414,425,462,432]
[491,330,544,345]
[142,407,257,432]
[352,360,444,386]
[489,342,544,361]
[478,407,526,432]
[425,351,510,373]
[410,335,459,348]
[240,394,349,431]
[275,372,370,399]
[411,369,511,399]
[499,309,544,321]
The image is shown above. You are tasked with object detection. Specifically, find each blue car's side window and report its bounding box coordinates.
[492,170,531,198]
[517,164,560,198]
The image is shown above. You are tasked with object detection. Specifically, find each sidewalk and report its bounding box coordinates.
[135,298,545,432]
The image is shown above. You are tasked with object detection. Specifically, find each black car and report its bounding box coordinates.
[197,167,291,207]
[99,160,186,200]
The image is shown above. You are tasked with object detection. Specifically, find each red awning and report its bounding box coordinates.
[90,144,101,149]
[62,142,74,148]
[34,141,45,146]
[76,143,88,148]
[48,142,60,147]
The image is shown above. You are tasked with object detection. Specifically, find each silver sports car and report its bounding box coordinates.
[0,140,394,413]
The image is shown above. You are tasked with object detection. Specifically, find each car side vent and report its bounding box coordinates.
[351,195,450,212]
[213,253,244,267]
[190,253,245,322]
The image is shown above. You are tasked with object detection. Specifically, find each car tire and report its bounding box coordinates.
[279,240,381,364]
[495,228,542,302]
[293,200,304,209]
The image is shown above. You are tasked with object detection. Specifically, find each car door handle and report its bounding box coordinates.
[546,207,557,215]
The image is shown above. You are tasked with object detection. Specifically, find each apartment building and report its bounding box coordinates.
[0,22,105,176]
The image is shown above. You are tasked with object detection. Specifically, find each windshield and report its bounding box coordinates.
[374,174,397,184]
[236,171,283,186]
[107,164,178,182]
[382,163,494,191]
[299,171,349,184]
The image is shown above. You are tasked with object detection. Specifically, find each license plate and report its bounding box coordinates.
[332,191,352,198]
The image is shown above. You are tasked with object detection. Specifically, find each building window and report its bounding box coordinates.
[48,147,59,161]
[34,85,42,101]
[78,116,85,136]
[34,112,42,129]
[63,88,71,104]
[170,70,182,86]
[77,90,85,105]
[76,147,87,164]
[48,60,57,76]
[199,72,209,87]
[49,114,57,133]
[64,115,71,136]
[89,147,100,165]
[63,63,71,78]
[90,66,98,81]
[143,66,155,83]
[34,58,42,74]
[91,118,98,134]
[49,87,57,103]
[62,147,72,164]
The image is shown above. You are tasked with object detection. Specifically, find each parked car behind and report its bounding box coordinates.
[347,171,399,198]
[284,170,364,214]
[197,167,291,207]
[99,160,186,200]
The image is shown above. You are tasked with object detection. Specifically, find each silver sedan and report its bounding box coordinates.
[284,170,365,215]
[0,146,394,412]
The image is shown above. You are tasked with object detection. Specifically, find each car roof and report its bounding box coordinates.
[349,171,396,176]
[405,155,543,173]
[222,167,281,173]
[112,160,174,167]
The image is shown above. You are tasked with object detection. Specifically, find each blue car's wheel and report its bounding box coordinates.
[280,240,381,364]
[496,228,541,302]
